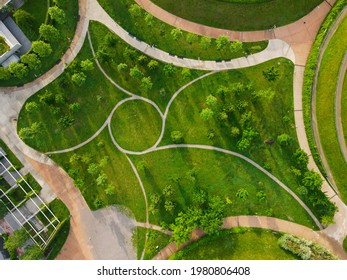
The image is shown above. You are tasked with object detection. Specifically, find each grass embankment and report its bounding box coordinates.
[151,0,322,31]
[0,0,78,87]
[17,35,127,152]
[97,0,267,60]
[303,0,347,180]
[170,228,297,260]
[316,15,347,202]
[342,73,347,147]
[130,148,317,229]
[110,100,162,151]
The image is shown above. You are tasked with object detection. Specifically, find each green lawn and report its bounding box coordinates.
[110,100,162,151]
[18,0,48,40]
[161,59,300,196]
[50,129,146,219]
[133,227,171,259]
[170,228,297,260]
[0,0,78,87]
[17,34,127,152]
[342,72,347,147]
[0,139,23,169]
[151,0,322,31]
[130,148,317,228]
[97,0,267,60]
[89,21,207,112]
[316,15,347,203]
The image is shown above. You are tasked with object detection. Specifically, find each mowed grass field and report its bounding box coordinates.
[316,15,347,203]
[170,228,297,260]
[97,0,268,59]
[151,0,322,30]
[342,72,347,148]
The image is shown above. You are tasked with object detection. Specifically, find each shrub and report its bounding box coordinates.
[171,131,183,143]
[71,72,86,86]
[278,234,337,260]
[0,67,12,80]
[343,236,347,253]
[262,66,279,81]
[32,41,52,57]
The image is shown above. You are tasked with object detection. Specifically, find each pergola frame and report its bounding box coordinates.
[0,151,60,248]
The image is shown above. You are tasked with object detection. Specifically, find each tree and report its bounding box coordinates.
[71,72,86,86]
[205,94,217,107]
[170,28,183,41]
[181,68,191,79]
[162,185,174,197]
[192,189,207,206]
[137,160,148,172]
[69,102,80,113]
[20,53,41,70]
[200,108,214,121]
[8,62,28,79]
[147,60,158,70]
[200,36,211,49]
[186,33,199,44]
[293,149,309,171]
[302,170,323,191]
[236,188,249,201]
[105,184,116,196]
[20,244,43,260]
[230,127,240,138]
[80,59,94,71]
[32,41,52,57]
[277,133,291,146]
[129,66,143,79]
[263,66,279,81]
[39,24,60,42]
[163,64,176,76]
[0,67,11,80]
[164,200,175,213]
[13,10,34,29]
[18,122,43,140]
[141,76,153,90]
[229,40,243,53]
[87,163,99,176]
[25,101,39,113]
[171,131,183,143]
[99,156,109,168]
[48,6,66,24]
[117,63,127,72]
[128,4,142,17]
[96,172,108,186]
[216,35,230,50]
[4,228,29,259]
[144,13,153,26]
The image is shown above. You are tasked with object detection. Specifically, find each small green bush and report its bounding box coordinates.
[343,236,347,253]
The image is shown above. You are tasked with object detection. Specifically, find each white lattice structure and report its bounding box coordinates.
[0,151,60,248]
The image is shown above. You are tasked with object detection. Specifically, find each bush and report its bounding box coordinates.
[343,236,347,253]
[171,131,183,143]
[278,234,337,260]
[32,41,52,57]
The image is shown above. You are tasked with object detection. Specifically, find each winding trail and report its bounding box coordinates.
[0,0,345,259]
[335,51,347,163]
[153,216,347,260]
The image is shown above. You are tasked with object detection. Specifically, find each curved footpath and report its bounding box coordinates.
[153,216,347,260]
[136,0,336,65]
[335,51,347,163]
[0,0,345,259]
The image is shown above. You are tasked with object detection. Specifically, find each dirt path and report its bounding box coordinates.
[154,215,347,260]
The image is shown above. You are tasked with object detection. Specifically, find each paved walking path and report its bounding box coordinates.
[335,51,347,163]
[153,216,347,260]
[136,0,336,65]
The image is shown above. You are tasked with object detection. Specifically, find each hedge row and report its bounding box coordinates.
[302,0,347,177]
[278,234,338,260]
